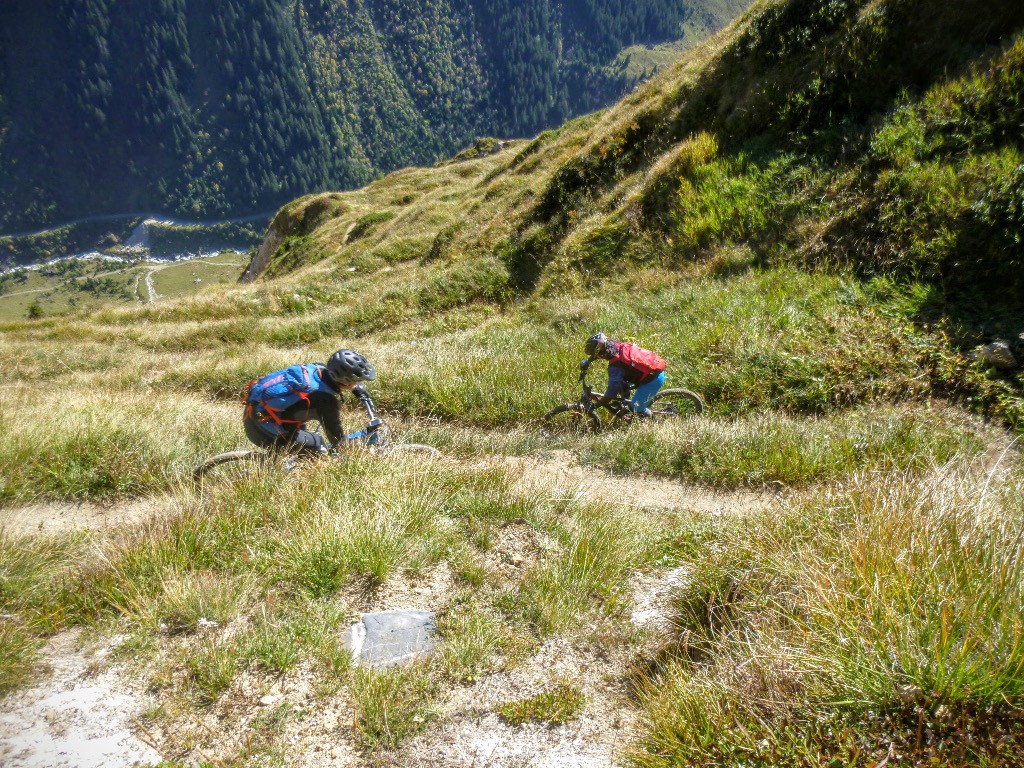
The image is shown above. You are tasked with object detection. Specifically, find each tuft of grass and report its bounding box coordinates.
[350,663,436,751]
[0,621,40,694]
[515,503,660,634]
[583,405,988,488]
[243,598,352,676]
[437,601,519,683]
[183,636,239,705]
[497,683,587,726]
[134,571,252,634]
[630,460,1024,766]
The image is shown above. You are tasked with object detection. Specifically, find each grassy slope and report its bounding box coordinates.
[2,0,1024,764]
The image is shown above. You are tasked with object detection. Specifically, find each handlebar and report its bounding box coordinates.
[352,383,377,419]
[576,358,635,403]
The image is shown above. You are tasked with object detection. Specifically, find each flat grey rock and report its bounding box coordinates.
[343,610,437,668]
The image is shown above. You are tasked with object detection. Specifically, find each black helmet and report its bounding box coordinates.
[325,349,376,386]
[585,332,608,357]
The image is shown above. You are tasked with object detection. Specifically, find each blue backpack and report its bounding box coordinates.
[244,364,334,429]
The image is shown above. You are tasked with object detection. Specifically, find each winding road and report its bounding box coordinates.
[0,210,275,241]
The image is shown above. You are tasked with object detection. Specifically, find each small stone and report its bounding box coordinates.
[979,340,1017,370]
[342,610,437,668]
[897,684,923,704]
[260,694,283,707]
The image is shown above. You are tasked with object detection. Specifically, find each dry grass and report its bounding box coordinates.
[630,457,1024,766]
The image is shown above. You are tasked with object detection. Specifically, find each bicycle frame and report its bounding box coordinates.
[342,384,386,446]
[576,359,634,419]
[195,385,440,481]
[306,383,386,447]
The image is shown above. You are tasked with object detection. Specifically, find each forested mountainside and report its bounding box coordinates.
[0,0,747,233]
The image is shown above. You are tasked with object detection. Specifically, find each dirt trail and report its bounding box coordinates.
[502,450,771,516]
[1,451,769,538]
[144,267,158,302]
[1,496,171,537]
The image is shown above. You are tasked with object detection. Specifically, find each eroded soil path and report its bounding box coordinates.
[504,450,771,516]
[0,449,776,767]
[1,496,173,536]
[1,450,770,538]
[0,630,162,768]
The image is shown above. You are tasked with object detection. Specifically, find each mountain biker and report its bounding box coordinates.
[584,332,666,417]
[243,349,376,455]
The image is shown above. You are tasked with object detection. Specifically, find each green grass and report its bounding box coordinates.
[0,621,39,695]
[183,635,240,704]
[581,404,988,488]
[437,601,521,683]
[350,663,436,750]
[498,683,587,726]
[0,389,239,503]
[151,260,245,299]
[629,461,1024,767]
[514,503,662,633]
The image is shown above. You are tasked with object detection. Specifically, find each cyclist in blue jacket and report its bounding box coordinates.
[243,349,376,455]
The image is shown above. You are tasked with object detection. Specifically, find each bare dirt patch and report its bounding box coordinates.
[504,450,772,516]
[393,632,637,767]
[1,495,170,537]
[150,659,363,767]
[0,629,162,768]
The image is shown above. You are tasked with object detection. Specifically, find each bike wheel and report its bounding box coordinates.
[649,388,705,418]
[542,404,602,435]
[192,449,266,483]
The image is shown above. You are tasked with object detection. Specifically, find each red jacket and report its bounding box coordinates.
[607,341,666,384]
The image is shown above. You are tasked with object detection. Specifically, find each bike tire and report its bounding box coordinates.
[542,404,602,435]
[649,388,705,418]
[192,449,265,482]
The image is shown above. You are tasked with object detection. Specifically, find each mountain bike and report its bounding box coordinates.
[194,386,441,482]
[542,358,704,435]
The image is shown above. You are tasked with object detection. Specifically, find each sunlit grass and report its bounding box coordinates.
[630,459,1024,766]
[582,404,989,487]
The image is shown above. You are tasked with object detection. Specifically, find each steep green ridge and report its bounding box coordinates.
[0,0,746,233]
[245,0,1023,424]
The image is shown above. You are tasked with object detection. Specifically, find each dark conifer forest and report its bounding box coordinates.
[0,0,746,231]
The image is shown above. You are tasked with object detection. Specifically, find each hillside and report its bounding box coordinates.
[1,0,1023,765]
[0,0,746,234]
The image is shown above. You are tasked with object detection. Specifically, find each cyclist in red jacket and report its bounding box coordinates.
[584,332,667,417]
